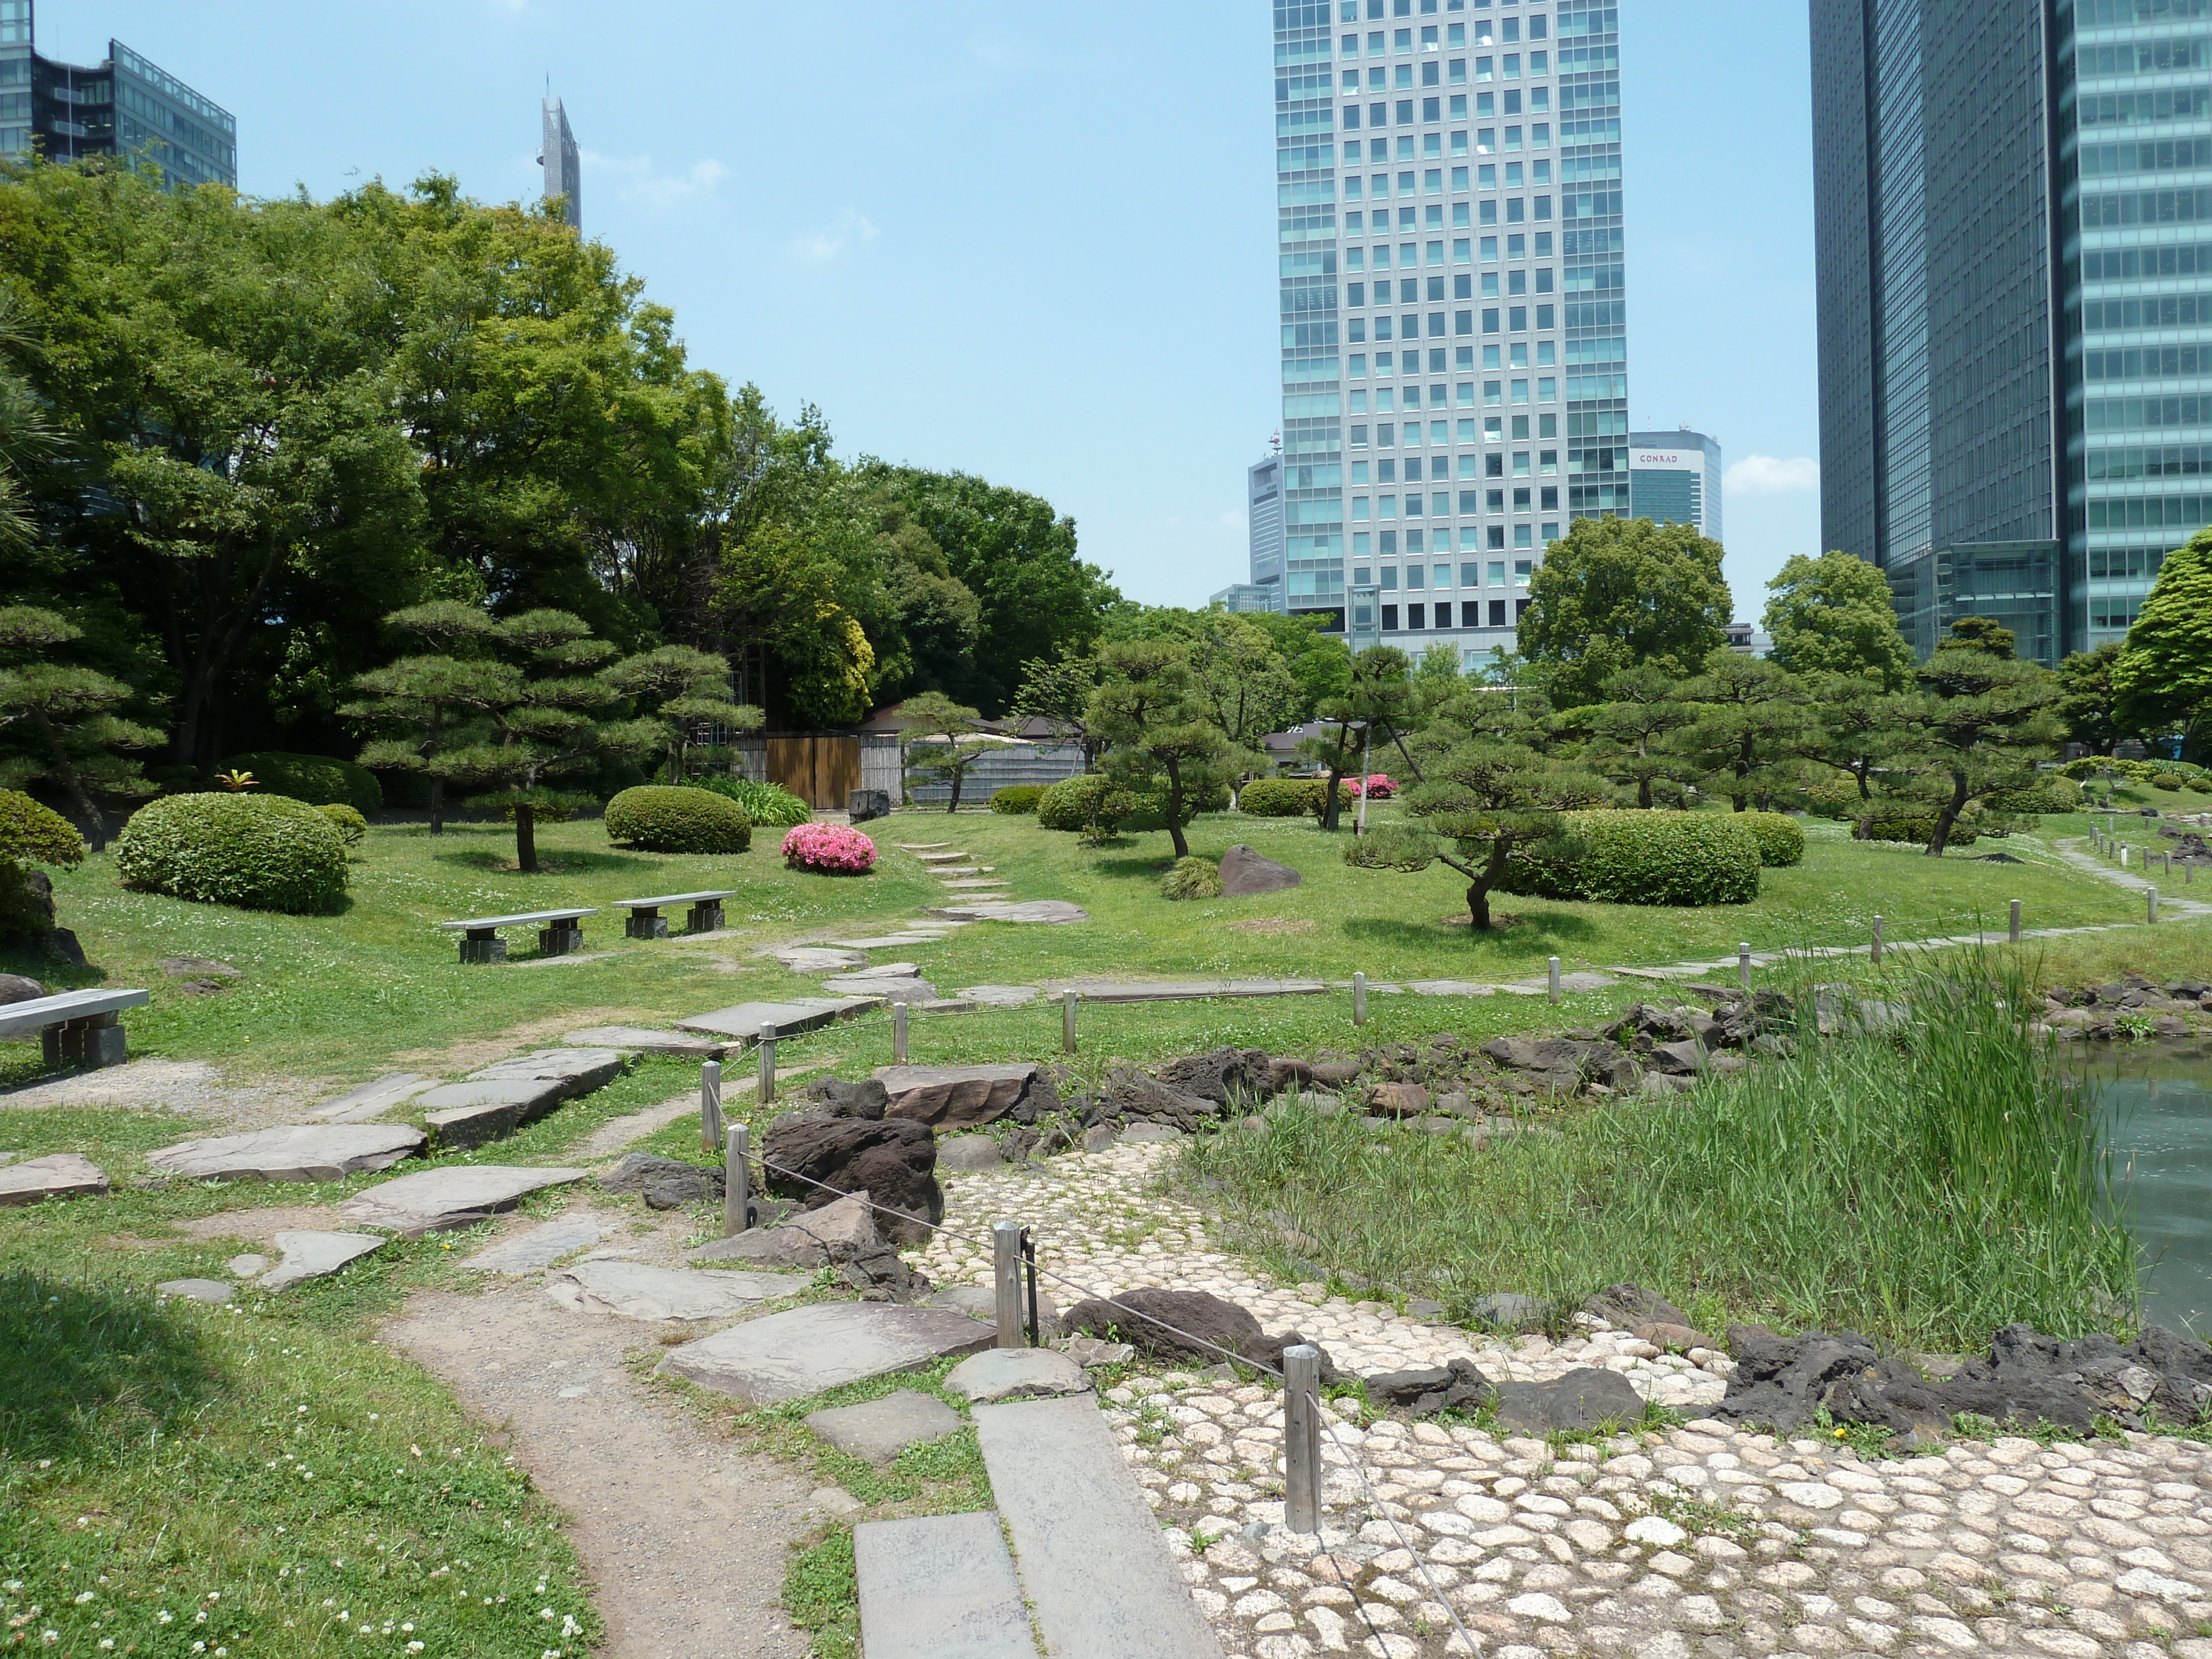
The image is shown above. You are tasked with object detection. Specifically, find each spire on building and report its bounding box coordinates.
[538,94,581,230]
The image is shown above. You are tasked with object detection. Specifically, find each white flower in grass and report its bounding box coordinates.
[407,1646,424,1655]
[158,1610,174,1624]
[539,1608,556,1620]
[99,1641,114,1651]
[73,1592,94,1605]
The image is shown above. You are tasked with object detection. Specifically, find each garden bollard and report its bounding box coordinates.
[1548,957,1562,1005]
[2009,899,2021,945]
[2122,845,2131,868]
[1871,915,1884,963]
[757,1023,778,1104]
[2150,886,2159,924]
[1353,971,1368,1026]
[1738,943,1752,991]
[1284,1344,1323,1535]
[723,1123,749,1238]
[892,1001,909,1066]
[699,1060,723,1155]
[1062,989,1078,1054]
[993,1220,1025,1349]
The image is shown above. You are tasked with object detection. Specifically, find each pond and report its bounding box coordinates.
[2096,1040,2212,1334]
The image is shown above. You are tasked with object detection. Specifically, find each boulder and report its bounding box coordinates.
[597,1153,724,1209]
[1480,1035,1637,1090]
[1365,1357,1493,1416]
[761,1113,942,1244]
[1584,1284,1689,1329]
[874,1062,1056,1129]
[1058,1287,1338,1381]
[1218,843,1302,896]
[1714,1326,1954,1440]
[847,789,892,824]
[0,1152,109,1206]
[1367,1082,1430,1117]
[1634,1322,1711,1352]
[1489,1367,1648,1434]
[1155,1047,1275,1107]
[0,972,49,1005]
[804,1077,891,1120]
[690,1192,883,1269]
[1095,1068,1221,1133]
[145,1123,424,1184]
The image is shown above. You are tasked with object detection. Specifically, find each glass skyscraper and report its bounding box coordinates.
[0,1,233,189]
[1812,0,2212,669]
[1271,0,1628,660]
[1627,427,1723,539]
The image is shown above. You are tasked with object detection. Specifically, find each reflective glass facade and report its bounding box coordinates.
[1627,427,1723,539]
[0,2,234,189]
[1270,0,1629,659]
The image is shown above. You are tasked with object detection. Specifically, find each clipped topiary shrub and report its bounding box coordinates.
[1497,810,1761,906]
[695,775,812,827]
[2152,771,2190,791]
[115,792,347,913]
[1856,812,1979,847]
[1038,774,1136,835]
[1740,811,1806,868]
[218,751,382,816]
[2192,775,2212,794]
[990,784,1047,815]
[1160,855,1223,900]
[315,802,368,849]
[605,785,753,854]
[1238,778,1323,817]
[1991,774,2084,816]
[782,822,875,873]
[0,791,86,943]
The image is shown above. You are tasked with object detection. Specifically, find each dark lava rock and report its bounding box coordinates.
[1312,1060,1365,1088]
[1156,1047,1276,1107]
[1366,1357,1492,1416]
[761,1112,942,1244]
[1584,1284,1689,1329]
[1490,1368,1648,1434]
[1061,1287,1339,1381]
[0,973,49,1006]
[1097,1068,1223,1133]
[1269,1057,1317,1092]
[1480,1035,1637,1090]
[803,1076,890,1119]
[597,1152,724,1210]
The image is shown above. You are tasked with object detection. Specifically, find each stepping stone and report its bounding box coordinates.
[544,1259,809,1322]
[804,1388,959,1462]
[770,947,868,973]
[824,975,936,1002]
[854,1510,1033,1659]
[945,1348,1092,1404]
[461,1217,609,1274]
[1407,980,1500,997]
[828,934,945,950]
[1501,971,1620,995]
[146,1124,425,1183]
[958,985,1043,1008]
[226,1253,270,1275]
[834,961,922,980]
[675,997,882,1041]
[560,1026,725,1057]
[260,1229,385,1291]
[916,998,978,1014]
[309,1073,437,1122]
[159,955,241,980]
[659,1301,995,1405]
[468,1047,628,1095]
[0,1152,108,1206]
[940,880,1012,890]
[893,842,953,851]
[913,851,972,864]
[340,1165,587,1235]
[416,1080,566,1150]
[156,1278,233,1304]
[1061,979,1327,1003]
[926,901,1088,925]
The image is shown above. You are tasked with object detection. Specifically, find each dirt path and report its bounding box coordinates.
[383,1282,815,1659]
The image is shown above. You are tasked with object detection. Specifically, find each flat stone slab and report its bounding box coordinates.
[310,1073,437,1122]
[1062,979,1327,1003]
[1406,979,1501,997]
[0,1152,109,1206]
[945,1347,1092,1404]
[877,1062,1041,1128]
[827,934,946,950]
[940,880,1013,891]
[831,961,922,980]
[260,1229,385,1291]
[340,1165,587,1235]
[659,1301,995,1405]
[925,901,1089,925]
[805,1388,960,1462]
[417,1080,566,1149]
[468,1047,628,1095]
[675,997,882,1040]
[147,1124,425,1183]
[156,1277,233,1303]
[544,1259,810,1322]
[770,946,869,973]
[1499,971,1620,995]
[823,975,936,1001]
[959,985,1042,1007]
[461,1217,610,1274]
[854,1510,1034,1659]
[913,851,972,863]
[561,1026,725,1057]
[893,842,953,851]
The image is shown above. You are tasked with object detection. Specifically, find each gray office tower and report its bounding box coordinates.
[1628,427,1722,540]
[0,1,233,188]
[541,96,581,229]
[1811,0,2212,670]
[1272,0,1629,660]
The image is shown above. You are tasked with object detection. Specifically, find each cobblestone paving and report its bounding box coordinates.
[922,1142,2212,1659]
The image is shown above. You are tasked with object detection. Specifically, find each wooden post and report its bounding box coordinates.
[1547,957,1561,1005]
[700,1060,723,1155]
[723,1123,749,1238]
[1061,989,1078,1055]
[993,1221,1025,1349]
[892,1001,909,1066]
[757,1024,778,1104]
[1353,971,1368,1026]
[1284,1343,1322,1535]
[2009,899,2022,945]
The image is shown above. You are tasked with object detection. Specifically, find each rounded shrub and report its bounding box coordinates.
[782,822,875,873]
[1740,811,1805,868]
[2191,775,2212,794]
[1498,810,1761,907]
[605,785,753,854]
[990,784,1047,815]
[0,791,85,869]
[315,802,368,849]
[116,792,348,913]
[1160,855,1223,900]
[1038,774,1135,834]
[2152,771,2190,792]
[1992,774,2084,816]
[1856,812,1979,847]
[695,775,812,828]
[1119,780,1232,832]
[1238,778,1323,817]
[218,751,382,816]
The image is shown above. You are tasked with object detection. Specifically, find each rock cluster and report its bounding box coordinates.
[691,1191,932,1301]
[1061,1286,1340,1384]
[2044,974,2212,1040]
[760,1080,943,1244]
[597,1152,723,1210]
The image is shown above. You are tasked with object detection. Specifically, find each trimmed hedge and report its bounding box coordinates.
[1120,780,1231,832]
[1161,855,1223,900]
[605,785,753,854]
[1238,778,1323,817]
[1496,810,1761,907]
[315,802,368,848]
[116,792,348,913]
[990,785,1047,815]
[695,775,812,828]
[1991,775,2084,816]
[218,751,382,816]
[1739,811,1805,868]
[1037,774,1136,834]
[1856,813,1979,847]
[0,791,85,867]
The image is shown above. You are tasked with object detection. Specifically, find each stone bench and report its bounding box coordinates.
[0,987,151,1070]
[610,890,738,940]
[437,907,597,964]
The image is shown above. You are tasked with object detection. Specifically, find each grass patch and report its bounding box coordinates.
[1185,953,2140,1354]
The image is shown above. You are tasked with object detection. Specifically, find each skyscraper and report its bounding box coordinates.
[540,96,581,230]
[0,1,233,189]
[1811,0,2211,670]
[1628,427,1723,540]
[1272,0,1629,662]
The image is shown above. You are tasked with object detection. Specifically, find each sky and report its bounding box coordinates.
[50,0,1824,624]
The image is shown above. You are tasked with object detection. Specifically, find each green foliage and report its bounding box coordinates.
[604,784,753,854]
[1762,549,1915,690]
[218,750,383,815]
[989,784,1046,814]
[2059,755,2198,783]
[1740,810,1806,867]
[1160,855,1223,900]
[1120,781,1230,832]
[314,802,368,848]
[898,691,997,810]
[1495,809,1762,906]
[1088,638,1236,859]
[1037,773,1137,837]
[1669,649,1808,812]
[1516,516,1734,709]
[1858,812,1980,847]
[0,607,161,848]
[0,789,85,867]
[1991,774,2085,816]
[695,774,813,827]
[600,645,762,784]
[1893,625,2064,854]
[114,792,348,913]
[2152,770,2190,791]
[2056,643,2132,755]
[1554,664,1698,810]
[1299,645,1419,831]
[1237,777,1324,816]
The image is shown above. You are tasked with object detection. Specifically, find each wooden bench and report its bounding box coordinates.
[438,907,597,964]
[611,890,739,940]
[0,988,151,1070]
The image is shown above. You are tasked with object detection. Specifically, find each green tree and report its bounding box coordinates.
[1559,664,1697,809]
[1893,623,2063,855]
[2055,643,2132,757]
[1789,671,1907,808]
[1945,616,2018,659]
[1670,649,1808,811]
[2114,526,2212,761]
[1240,609,1353,721]
[599,644,760,783]
[1298,646,1417,832]
[1516,516,1733,709]
[1010,650,1107,773]
[0,291,53,560]
[0,607,163,849]
[1186,614,1301,783]
[1761,549,1916,690]
[345,601,500,834]
[896,691,995,813]
[1088,639,1233,860]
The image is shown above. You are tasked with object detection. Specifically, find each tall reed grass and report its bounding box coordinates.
[1184,953,2140,1353]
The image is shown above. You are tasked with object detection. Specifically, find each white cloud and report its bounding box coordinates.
[1724,455,1820,495]
[789,210,880,263]
[1219,509,1246,531]
[582,152,730,207]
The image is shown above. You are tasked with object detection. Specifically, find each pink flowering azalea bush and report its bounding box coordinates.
[781,822,877,874]
[1344,773,1396,800]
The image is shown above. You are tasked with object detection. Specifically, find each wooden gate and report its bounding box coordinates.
[765,735,862,809]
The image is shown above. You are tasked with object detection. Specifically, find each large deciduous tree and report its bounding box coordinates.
[2113,527,2212,761]
[1516,516,1732,710]
[1761,549,1916,690]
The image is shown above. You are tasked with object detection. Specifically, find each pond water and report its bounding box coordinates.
[2095,1041,2212,1334]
